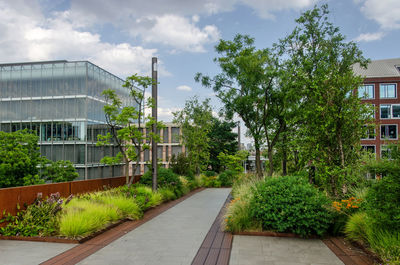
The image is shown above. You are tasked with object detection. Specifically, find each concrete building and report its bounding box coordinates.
[353,58,400,159]
[0,60,135,180]
[136,122,185,174]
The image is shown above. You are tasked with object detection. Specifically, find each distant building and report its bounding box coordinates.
[353,58,400,159]
[0,60,135,180]
[135,122,185,175]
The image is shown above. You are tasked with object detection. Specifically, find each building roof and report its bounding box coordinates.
[353,58,400,78]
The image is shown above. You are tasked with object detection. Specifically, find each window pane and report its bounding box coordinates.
[358,85,374,99]
[381,125,397,139]
[393,105,400,118]
[380,84,397,98]
[380,105,391,119]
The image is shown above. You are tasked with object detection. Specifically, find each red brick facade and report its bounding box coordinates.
[360,76,400,158]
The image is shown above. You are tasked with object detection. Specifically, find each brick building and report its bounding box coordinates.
[353,58,400,158]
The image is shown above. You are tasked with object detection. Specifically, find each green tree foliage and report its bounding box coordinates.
[196,35,291,177]
[97,74,164,185]
[208,118,238,172]
[218,150,248,174]
[173,97,213,174]
[277,5,371,195]
[169,153,192,177]
[41,160,79,183]
[0,130,43,188]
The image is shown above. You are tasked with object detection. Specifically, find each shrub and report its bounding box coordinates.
[169,153,193,178]
[365,172,400,232]
[158,186,177,201]
[140,167,182,190]
[249,175,333,237]
[218,170,236,186]
[204,171,217,177]
[0,192,63,236]
[59,199,120,238]
[131,185,163,210]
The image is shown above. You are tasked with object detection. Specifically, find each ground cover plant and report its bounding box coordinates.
[0,174,200,239]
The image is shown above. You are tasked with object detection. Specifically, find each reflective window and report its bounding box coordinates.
[380,105,391,119]
[358,84,374,99]
[381,125,397,139]
[380,84,397,98]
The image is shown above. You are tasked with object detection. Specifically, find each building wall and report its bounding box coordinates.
[359,77,400,158]
[0,61,134,180]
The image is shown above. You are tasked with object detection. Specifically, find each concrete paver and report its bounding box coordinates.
[230,235,345,265]
[78,188,231,265]
[0,240,77,265]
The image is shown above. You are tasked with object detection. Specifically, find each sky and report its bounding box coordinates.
[1,0,399,145]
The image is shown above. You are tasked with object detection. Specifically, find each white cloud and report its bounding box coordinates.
[354,31,385,42]
[158,107,182,122]
[357,0,400,30]
[176,85,193,91]
[134,15,220,53]
[0,2,158,78]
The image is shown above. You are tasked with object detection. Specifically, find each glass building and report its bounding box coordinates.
[0,60,135,180]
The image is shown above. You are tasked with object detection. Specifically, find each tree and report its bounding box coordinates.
[208,118,238,172]
[218,150,248,174]
[0,130,43,188]
[278,4,371,194]
[195,35,268,177]
[0,130,79,188]
[196,34,289,177]
[173,97,213,174]
[97,74,164,185]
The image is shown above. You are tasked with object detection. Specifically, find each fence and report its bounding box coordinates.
[0,175,141,220]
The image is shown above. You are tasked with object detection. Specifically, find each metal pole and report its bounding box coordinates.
[151,57,158,191]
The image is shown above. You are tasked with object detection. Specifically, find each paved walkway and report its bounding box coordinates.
[77,188,231,265]
[0,240,77,265]
[230,235,345,265]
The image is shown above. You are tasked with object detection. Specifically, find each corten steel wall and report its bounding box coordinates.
[0,175,141,220]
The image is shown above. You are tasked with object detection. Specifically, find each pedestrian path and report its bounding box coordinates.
[77,188,231,265]
[0,240,77,265]
[230,235,345,265]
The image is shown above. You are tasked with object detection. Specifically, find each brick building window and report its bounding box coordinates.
[361,145,376,154]
[380,84,396,98]
[361,125,375,139]
[393,105,400,118]
[380,124,397,139]
[380,105,391,119]
[358,84,374,99]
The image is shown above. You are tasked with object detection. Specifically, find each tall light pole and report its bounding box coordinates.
[151,57,158,191]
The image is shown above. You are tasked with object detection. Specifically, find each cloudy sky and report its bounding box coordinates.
[1,0,399,144]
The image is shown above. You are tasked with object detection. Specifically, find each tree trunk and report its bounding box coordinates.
[267,148,273,176]
[282,146,287,176]
[255,147,263,178]
[124,156,130,185]
[338,132,345,168]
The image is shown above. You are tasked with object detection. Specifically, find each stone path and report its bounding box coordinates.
[77,188,231,265]
[230,235,345,265]
[0,240,76,265]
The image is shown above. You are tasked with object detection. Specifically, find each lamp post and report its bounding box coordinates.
[151,57,158,191]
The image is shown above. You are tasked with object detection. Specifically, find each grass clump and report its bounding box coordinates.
[158,186,177,201]
[97,195,142,220]
[59,199,120,238]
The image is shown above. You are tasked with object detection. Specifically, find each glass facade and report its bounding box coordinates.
[0,60,135,180]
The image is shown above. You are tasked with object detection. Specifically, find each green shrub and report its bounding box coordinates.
[218,170,236,186]
[249,175,333,237]
[59,199,120,238]
[158,187,177,201]
[365,172,400,232]
[204,171,217,177]
[132,185,163,210]
[140,168,182,190]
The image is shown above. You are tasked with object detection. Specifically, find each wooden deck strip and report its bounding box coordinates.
[191,194,233,265]
[40,188,205,265]
[323,237,380,265]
